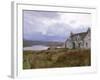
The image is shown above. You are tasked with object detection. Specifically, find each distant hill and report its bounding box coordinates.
[23,40,64,47]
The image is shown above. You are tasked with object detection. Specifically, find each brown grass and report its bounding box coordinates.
[23,48,91,69]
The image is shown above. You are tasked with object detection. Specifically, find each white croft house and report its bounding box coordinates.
[65,28,91,49]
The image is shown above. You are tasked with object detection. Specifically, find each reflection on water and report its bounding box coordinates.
[23,45,49,51]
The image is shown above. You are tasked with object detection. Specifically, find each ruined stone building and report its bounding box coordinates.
[65,28,91,49]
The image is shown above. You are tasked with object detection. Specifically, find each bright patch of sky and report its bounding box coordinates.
[23,10,91,42]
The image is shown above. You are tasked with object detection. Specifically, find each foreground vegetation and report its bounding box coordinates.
[23,48,91,69]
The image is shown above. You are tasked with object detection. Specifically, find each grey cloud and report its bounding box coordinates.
[23,10,90,41]
[23,10,60,19]
[46,23,72,39]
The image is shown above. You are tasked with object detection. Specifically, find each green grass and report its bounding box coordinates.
[23,48,91,69]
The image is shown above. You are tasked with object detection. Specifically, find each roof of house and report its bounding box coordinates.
[70,31,88,40]
[66,28,91,41]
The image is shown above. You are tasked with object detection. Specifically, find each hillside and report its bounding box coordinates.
[23,49,91,69]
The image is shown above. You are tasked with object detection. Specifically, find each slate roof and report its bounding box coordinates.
[71,32,87,40]
[67,28,90,41]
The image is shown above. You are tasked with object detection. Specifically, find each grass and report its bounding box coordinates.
[23,48,91,69]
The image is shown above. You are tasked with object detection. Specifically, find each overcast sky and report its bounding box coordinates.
[23,10,91,42]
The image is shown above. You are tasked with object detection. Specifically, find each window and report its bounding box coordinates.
[86,42,88,47]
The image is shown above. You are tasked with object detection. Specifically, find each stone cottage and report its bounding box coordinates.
[65,28,91,49]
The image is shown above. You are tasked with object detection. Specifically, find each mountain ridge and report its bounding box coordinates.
[23,40,64,47]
